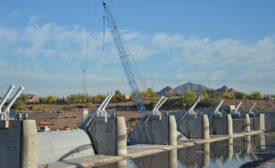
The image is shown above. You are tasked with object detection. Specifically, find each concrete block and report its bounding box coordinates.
[260,113,265,131]
[0,120,9,128]
[169,115,177,145]
[227,114,233,136]
[245,114,251,133]
[82,108,89,122]
[117,117,127,156]
[21,120,38,168]
[203,115,209,140]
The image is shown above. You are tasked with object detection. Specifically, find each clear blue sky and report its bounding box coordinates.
[0,0,274,96]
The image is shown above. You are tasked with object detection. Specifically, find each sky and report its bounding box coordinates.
[0,0,275,96]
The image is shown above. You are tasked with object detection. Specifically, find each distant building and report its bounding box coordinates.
[125,95,132,100]
[27,94,40,102]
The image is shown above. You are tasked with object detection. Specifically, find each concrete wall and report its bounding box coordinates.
[210,115,228,135]
[88,116,127,155]
[0,120,38,168]
[264,112,275,131]
[38,128,94,165]
[128,115,177,145]
[177,114,203,139]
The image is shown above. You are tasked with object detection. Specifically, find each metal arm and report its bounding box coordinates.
[144,96,168,126]
[79,92,115,129]
[0,85,15,111]
[180,96,201,120]
[248,103,256,115]
[209,100,224,122]
[4,86,24,113]
[233,101,242,114]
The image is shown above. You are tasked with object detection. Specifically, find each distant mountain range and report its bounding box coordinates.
[157,82,237,96]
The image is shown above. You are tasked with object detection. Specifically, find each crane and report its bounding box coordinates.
[102,1,147,117]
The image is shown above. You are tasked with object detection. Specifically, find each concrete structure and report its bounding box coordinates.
[0,120,38,168]
[38,128,94,165]
[88,116,127,155]
[203,114,209,139]
[260,113,265,131]
[227,114,233,136]
[177,114,209,139]
[210,115,228,135]
[245,114,251,133]
[129,115,177,145]
[82,108,89,122]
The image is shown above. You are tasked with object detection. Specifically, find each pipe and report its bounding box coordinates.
[4,86,24,113]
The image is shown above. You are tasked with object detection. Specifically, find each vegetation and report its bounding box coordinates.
[183,91,197,107]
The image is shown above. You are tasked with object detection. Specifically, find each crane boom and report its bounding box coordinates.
[102,1,146,117]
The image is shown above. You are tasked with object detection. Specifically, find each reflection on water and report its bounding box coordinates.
[95,133,275,168]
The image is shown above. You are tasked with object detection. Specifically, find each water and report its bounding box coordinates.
[94,133,275,168]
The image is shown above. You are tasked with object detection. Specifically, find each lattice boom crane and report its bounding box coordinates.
[102,1,147,117]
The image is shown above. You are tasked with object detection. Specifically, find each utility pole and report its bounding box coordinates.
[83,68,86,94]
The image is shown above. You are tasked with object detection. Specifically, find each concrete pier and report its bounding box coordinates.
[169,115,177,145]
[260,113,265,131]
[228,138,233,159]
[0,120,38,168]
[203,114,210,139]
[227,114,233,136]
[21,120,38,168]
[203,143,210,167]
[245,114,251,133]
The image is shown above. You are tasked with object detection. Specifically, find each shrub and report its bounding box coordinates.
[250,91,263,100]
[85,102,93,108]
[183,91,197,107]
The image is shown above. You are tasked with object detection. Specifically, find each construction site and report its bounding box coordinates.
[1,1,275,168]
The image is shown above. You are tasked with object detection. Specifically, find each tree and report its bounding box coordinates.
[250,91,263,100]
[199,91,209,99]
[183,91,197,107]
[112,90,125,101]
[11,100,25,109]
[46,95,57,104]
[19,94,29,104]
[222,92,236,99]
[93,94,106,103]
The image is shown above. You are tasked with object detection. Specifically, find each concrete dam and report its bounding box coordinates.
[0,90,272,168]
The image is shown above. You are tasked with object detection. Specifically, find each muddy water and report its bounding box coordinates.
[94,133,275,168]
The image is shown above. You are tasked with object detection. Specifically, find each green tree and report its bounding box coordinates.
[46,95,57,104]
[250,91,263,100]
[19,94,29,104]
[183,91,197,107]
[112,90,125,101]
[199,91,209,99]
[93,94,106,103]
[11,100,25,109]
[222,92,236,99]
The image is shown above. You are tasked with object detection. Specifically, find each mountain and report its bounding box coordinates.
[157,86,176,96]
[174,82,208,94]
[216,86,236,94]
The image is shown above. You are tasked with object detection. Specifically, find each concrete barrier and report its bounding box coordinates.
[129,115,177,145]
[245,114,251,133]
[177,114,209,139]
[88,116,127,155]
[227,114,233,136]
[0,120,38,168]
[260,113,265,131]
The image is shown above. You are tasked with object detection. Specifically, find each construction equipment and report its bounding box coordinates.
[180,96,202,120]
[209,100,224,122]
[0,85,24,120]
[144,96,168,126]
[79,92,114,130]
[39,121,53,125]
[102,1,147,118]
